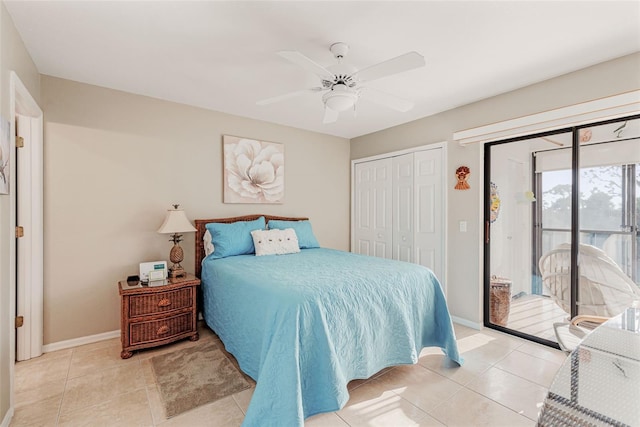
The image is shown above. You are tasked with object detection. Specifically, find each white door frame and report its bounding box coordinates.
[10,69,43,373]
[351,142,448,293]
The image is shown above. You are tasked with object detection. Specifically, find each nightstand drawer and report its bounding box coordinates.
[129,312,193,345]
[129,288,193,317]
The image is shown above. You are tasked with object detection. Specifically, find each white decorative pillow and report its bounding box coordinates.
[251,228,300,256]
[203,230,215,256]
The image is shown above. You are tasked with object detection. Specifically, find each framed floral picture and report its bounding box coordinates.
[0,117,10,195]
[223,135,284,204]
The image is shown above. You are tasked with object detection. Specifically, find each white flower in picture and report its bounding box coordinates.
[0,117,10,195]
[223,135,284,204]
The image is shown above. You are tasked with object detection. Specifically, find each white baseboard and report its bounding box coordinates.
[42,330,120,353]
[451,316,482,330]
[1,407,14,427]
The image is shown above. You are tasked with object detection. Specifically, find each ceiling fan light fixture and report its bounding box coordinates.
[323,84,357,112]
[260,43,426,123]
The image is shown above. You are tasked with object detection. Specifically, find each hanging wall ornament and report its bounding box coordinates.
[490,181,501,223]
[579,128,592,143]
[454,166,470,190]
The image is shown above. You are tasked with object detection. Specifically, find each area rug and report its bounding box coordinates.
[151,341,251,418]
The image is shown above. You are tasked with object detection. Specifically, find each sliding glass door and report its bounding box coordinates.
[576,119,640,319]
[484,115,640,346]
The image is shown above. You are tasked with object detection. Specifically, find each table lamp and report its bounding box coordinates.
[157,204,196,278]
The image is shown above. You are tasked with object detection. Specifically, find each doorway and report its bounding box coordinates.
[484,114,640,346]
[10,71,44,366]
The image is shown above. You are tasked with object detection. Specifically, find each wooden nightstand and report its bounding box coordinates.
[118,273,200,359]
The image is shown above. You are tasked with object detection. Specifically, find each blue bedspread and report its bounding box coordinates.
[201,248,462,426]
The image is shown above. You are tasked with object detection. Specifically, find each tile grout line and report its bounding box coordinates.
[231,393,247,417]
[53,349,147,424]
[144,358,162,427]
[143,382,158,427]
[54,348,75,426]
[464,386,541,423]
[370,363,471,426]
[513,346,566,365]
[425,390,461,426]
[492,363,557,390]
[229,395,247,423]
[467,348,556,422]
[401,345,520,424]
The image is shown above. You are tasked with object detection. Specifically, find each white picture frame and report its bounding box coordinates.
[0,116,10,195]
[223,135,284,204]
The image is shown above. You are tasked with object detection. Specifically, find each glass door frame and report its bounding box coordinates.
[483,113,640,348]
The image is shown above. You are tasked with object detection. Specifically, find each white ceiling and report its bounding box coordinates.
[5,1,640,139]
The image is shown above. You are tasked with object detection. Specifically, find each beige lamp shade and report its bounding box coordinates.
[158,206,196,279]
[157,207,196,234]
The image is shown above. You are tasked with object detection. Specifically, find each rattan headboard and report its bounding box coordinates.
[194,214,309,278]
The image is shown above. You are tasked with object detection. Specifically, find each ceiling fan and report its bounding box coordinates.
[256,42,426,124]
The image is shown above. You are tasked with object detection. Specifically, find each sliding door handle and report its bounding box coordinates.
[485,221,490,244]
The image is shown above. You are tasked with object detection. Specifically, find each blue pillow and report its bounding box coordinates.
[268,220,320,249]
[205,216,266,259]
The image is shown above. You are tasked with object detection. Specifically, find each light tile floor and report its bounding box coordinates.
[10,322,565,426]
[506,295,568,341]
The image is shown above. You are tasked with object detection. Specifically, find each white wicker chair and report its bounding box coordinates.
[539,243,640,318]
[539,243,640,352]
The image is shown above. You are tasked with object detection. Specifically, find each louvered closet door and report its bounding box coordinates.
[392,154,414,262]
[414,148,443,281]
[353,158,393,258]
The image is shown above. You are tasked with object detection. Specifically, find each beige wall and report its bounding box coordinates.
[40,76,350,345]
[0,1,40,422]
[351,52,640,325]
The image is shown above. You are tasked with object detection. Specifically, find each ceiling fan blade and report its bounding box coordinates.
[278,51,335,81]
[256,87,324,106]
[356,51,425,83]
[359,87,414,112]
[323,106,339,124]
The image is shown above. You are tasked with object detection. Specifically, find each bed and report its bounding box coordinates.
[195,214,462,427]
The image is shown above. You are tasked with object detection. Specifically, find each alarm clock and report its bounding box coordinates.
[139,261,167,283]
